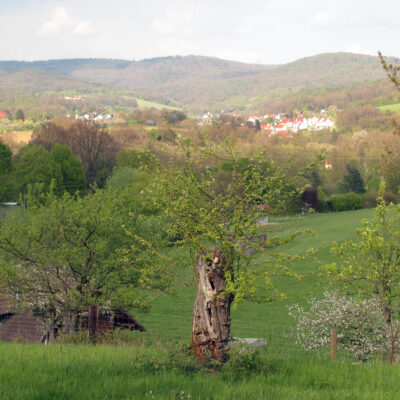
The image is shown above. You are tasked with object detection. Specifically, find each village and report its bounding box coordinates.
[200,110,336,137]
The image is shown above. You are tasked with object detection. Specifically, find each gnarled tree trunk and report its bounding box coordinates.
[191,250,233,361]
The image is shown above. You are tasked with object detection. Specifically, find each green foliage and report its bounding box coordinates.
[340,164,365,194]
[155,141,313,304]
[115,149,157,171]
[323,181,400,361]
[15,108,25,121]
[0,188,171,326]
[0,141,12,175]
[49,144,86,195]
[164,110,187,124]
[13,145,63,197]
[329,193,363,211]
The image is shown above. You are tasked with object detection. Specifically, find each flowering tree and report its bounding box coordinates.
[289,291,387,361]
[323,181,400,363]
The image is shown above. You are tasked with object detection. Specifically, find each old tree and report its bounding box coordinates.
[156,142,312,360]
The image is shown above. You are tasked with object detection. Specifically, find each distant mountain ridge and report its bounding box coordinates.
[0,52,398,112]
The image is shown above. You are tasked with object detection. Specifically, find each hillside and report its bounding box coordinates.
[69,53,396,112]
[0,52,398,113]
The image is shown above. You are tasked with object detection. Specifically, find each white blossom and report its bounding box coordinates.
[288,291,391,360]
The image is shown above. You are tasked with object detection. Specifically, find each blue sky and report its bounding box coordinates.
[1,0,399,64]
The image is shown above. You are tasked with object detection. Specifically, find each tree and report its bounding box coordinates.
[0,188,169,341]
[30,121,121,188]
[289,291,387,361]
[15,109,25,121]
[49,144,86,195]
[340,164,365,194]
[13,145,64,197]
[378,52,400,193]
[155,141,312,361]
[0,142,13,202]
[0,142,12,175]
[323,181,400,363]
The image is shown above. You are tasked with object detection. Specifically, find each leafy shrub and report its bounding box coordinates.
[329,192,363,211]
[363,191,398,209]
[221,349,266,378]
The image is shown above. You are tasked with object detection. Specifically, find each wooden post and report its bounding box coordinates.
[331,328,337,361]
[88,305,98,344]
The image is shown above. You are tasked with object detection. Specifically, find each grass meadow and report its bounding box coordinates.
[1,343,400,399]
[2,208,393,399]
[379,102,400,113]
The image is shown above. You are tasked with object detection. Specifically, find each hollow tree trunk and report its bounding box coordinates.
[191,250,233,361]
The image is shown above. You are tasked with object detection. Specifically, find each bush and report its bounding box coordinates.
[329,192,363,211]
[363,191,398,209]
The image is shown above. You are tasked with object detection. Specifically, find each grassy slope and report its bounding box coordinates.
[136,208,375,354]
[135,98,181,110]
[1,208,393,400]
[379,103,400,113]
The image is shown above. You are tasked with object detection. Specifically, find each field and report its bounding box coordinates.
[0,130,32,151]
[1,208,390,399]
[135,98,181,111]
[379,102,400,113]
[1,342,399,399]
[136,208,375,355]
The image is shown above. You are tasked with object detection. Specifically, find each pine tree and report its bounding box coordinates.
[341,164,365,194]
[15,109,25,121]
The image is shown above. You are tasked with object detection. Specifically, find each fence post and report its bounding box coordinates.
[88,305,98,343]
[331,328,337,361]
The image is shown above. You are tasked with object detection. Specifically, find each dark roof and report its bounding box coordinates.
[0,313,45,343]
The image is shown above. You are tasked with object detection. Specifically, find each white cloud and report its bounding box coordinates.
[308,12,331,25]
[73,20,95,36]
[37,7,95,37]
[345,44,375,56]
[37,7,72,36]
[150,19,176,35]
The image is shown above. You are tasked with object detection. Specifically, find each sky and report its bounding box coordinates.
[1,0,399,64]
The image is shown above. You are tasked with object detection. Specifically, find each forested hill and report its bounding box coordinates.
[0,52,398,112]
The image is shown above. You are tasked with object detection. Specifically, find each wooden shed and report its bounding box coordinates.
[0,297,145,343]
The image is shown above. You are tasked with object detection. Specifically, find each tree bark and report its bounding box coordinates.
[191,250,233,361]
[385,307,394,363]
[88,305,98,344]
[45,309,57,345]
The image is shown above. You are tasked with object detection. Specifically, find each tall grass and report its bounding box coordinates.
[0,343,399,400]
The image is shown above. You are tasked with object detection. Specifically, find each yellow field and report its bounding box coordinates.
[0,131,32,152]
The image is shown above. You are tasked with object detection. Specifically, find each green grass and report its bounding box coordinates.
[0,343,399,399]
[136,208,376,355]
[135,98,181,110]
[379,103,400,113]
[1,208,394,399]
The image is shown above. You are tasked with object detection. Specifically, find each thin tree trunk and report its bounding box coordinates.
[385,307,394,363]
[191,250,233,361]
[64,311,72,335]
[88,305,98,344]
[45,309,57,344]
